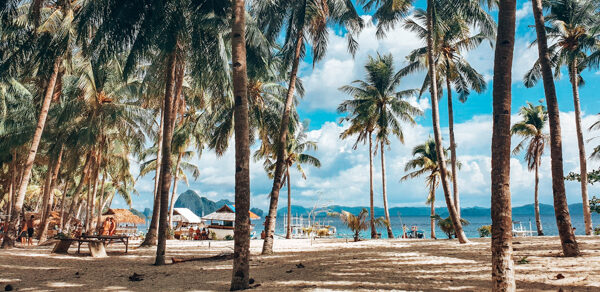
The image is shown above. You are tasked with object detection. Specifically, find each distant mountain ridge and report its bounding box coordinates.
[278,203,587,218]
[171,189,586,219]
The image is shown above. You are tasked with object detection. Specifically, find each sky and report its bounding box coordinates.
[114,0,600,213]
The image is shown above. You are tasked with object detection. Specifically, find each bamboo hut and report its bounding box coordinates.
[101,209,145,235]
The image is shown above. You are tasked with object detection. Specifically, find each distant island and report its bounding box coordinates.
[153,189,587,219]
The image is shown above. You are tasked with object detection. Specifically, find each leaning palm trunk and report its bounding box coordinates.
[87,150,102,231]
[531,0,579,257]
[59,180,70,230]
[168,151,183,228]
[262,31,304,255]
[230,0,251,288]
[534,156,543,235]
[425,0,467,244]
[368,133,376,238]
[64,153,92,231]
[430,177,436,239]
[446,75,460,218]
[155,51,177,266]
[7,151,17,222]
[37,160,54,237]
[491,1,517,289]
[2,58,61,248]
[95,170,107,231]
[569,60,592,235]
[380,142,393,238]
[286,166,292,239]
[40,145,64,242]
[140,107,164,247]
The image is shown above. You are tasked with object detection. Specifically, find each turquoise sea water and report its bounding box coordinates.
[253,213,600,239]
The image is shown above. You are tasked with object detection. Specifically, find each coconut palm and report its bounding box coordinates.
[253,0,364,255]
[590,114,600,160]
[255,121,321,239]
[511,102,549,236]
[526,0,580,257]
[433,215,470,239]
[490,0,517,289]
[329,208,387,242]
[401,137,453,239]
[0,0,80,248]
[339,53,422,239]
[524,0,600,236]
[398,12,493,218]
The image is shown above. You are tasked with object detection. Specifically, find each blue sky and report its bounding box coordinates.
[114,0,600,213]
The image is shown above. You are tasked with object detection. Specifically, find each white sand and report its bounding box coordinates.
[1,236,599,291]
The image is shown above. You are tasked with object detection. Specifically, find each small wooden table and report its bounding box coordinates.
[52,238,107,257]
[81,235,130,253]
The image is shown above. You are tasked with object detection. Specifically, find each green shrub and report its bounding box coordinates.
[209,231,217,240]
[478,225,491,237]
[594,226,600,236]
[224,235,234,240]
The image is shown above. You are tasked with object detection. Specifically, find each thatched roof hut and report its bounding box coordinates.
[202,204,260,222]
[102,209,145,225]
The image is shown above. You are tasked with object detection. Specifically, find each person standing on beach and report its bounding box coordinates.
[26,215,34,246]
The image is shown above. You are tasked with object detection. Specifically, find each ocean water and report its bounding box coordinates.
[253,213,600,239]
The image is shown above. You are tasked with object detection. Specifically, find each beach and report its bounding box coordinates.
[0,236,599,291]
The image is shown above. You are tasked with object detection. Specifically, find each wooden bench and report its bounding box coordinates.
[52,238,107,257]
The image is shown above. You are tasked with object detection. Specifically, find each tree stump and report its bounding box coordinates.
[52,240,73,254]
[88,241,107,258]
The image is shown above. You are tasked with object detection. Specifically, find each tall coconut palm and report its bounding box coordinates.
[339,53,422,239]
[398,11,493,218]
[255,121,321,239]
[1,0,75,248]
[253,0,364,254]
[230,0,251,289]
[524,0,600,236]
[511,102,549,236]
[402,138,453,239]
[527,0,580,257]
[80,0,230,263]
[590,114,600,160]
[491,0,517,288]
[330,208,387,242]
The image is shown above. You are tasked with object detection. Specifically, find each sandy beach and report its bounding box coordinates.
[0,236,598,291]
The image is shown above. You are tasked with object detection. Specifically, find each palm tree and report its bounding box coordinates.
[490,0,517,289]
[527,0,580,257]
[0,0,74,248]
[230,0,251,289]
[402,138,453,239]
[255,122,321,239]
[398,12,493,218]
[339,53,422,239]
[524,0,600,236]
[511,102,549,236]
[253,0,364,255]
[433,215,470,239]
[329,208,387,242]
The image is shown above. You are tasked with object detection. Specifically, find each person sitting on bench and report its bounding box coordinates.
[108,218,117,236]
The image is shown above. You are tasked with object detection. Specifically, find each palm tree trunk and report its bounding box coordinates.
[155,50,177,266]
[87,151,102,232]
[531,0,579,257]
[7,150,17,222]
[2,58,61,248]
[140,107,164,247]
[59,180,69,230]
[368,133,376,239]
[262,30,304,255]
[168,151,183,228]
[64,153,92,231]
[38,159,54,236]
[569,59,592,236]
[230,1,251,288]
[490,1,517,289]
[380,141,393,238]
[425,0,467,244]
[430,177,436,239]
[95,169,107,231]
[286,166,292,239]
[40,144,64,242]
[446,74,460,218]
[534,156,543,236]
